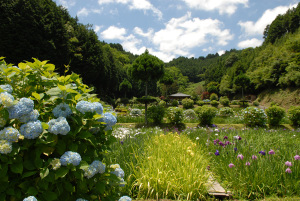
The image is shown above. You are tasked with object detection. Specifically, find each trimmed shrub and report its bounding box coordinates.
[182,98,194,109]
[194,105,218,126]
[241,106,267,127]
[219,96,230,107]
[265,105,285,126]
[196,100,204,106]
[166,107,184,124]
[183,109,197,120]
[130,108,142,116]
[231,100,239,105]
[210,100,219,108]
[288,106,300,126]
[171,100,179,107]
[148,105,165,124]
[210,93,218,101]
[158,100,166,107]
[218,107,234,116]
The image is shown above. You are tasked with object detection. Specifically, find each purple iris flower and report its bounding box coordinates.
[225,141,231,145]
[234,147,237,152]
[268,149,275,155]
[259,150,266,155]
[215,150,220,156]
[219,141,225,147]
[223,136,228,140]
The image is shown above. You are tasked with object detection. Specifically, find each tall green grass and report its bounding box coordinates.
[106,128,211,200]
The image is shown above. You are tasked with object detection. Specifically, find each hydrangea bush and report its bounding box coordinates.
[0,58,125,200]
[166,107,183,124]
[241,106,267,127]
[218,107,234,116]
[265,105,286,126]
[194,105,218,126]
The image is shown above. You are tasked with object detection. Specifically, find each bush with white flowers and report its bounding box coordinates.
[0,58,126,201]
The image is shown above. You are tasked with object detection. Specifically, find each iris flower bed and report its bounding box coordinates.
[107,126,300,200]
[183,126,300,199]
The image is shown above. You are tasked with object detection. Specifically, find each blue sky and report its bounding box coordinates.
[54,0,299,62]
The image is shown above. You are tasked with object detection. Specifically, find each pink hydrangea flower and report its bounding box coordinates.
[285,161,292,167]
[285,168,292,173]
[229,163,235,168]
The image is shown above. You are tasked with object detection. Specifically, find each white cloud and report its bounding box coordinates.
[97,0,162,19]
[181,0,248,15]
[58,0,76,8]
[218,50,225,56]
[77,8,89,17]
[133,27,154,39]
[117,12,234,62]
[238,38,263,48]
[151,12,234,59]
[77,7,103,17]
[239,4,297,36]
[121,35,146,55]
[101,26,127,40]
[94,25,102,33]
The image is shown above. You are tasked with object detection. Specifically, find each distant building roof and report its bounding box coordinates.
[169,93,191,98]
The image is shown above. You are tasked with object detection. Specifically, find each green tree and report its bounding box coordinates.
[234,73,250,100]
[129,49,165,124]
[119,78,132,98]
[160,72,174,96]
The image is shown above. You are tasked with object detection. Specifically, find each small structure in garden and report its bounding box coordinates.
[168,93,191,100]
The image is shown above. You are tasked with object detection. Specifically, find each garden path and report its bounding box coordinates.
[207,176,231,199]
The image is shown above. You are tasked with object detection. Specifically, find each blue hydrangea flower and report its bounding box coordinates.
[18,109,39,123]
[84,160,106,179]
[84,165,97,179]
[118,196,132,201]
[48,117,70,135]
[99,112,117,131]
[93,102,103,114]
[76,101,94,114]
[0,92,15,107]
[0,140,12,154]
[0,127,20,142]
[0,84,13,94]
[23,196,37,201]
[76,101,103,114]
[119,178,125,187]
[91,160,106,174]
[60,151,82,166]
[8,98,34,119]
[111,167,125,178]
[20,120,43,139]
[52,103,73,118]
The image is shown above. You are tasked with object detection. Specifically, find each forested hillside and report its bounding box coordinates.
[0,0,299,103]
[166,3,300,99]
[0,0,140,102]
